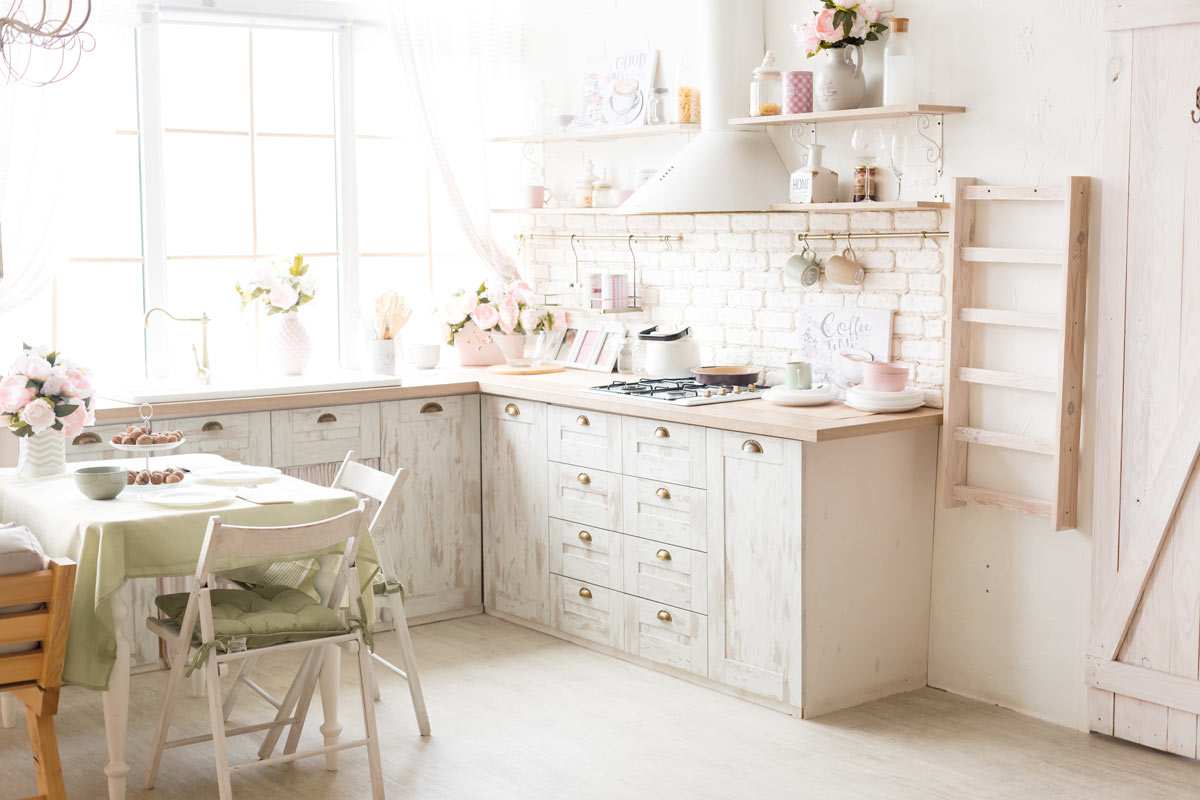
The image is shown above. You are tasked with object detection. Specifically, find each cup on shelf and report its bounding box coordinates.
[405,343,441,370]
[519,184,551,209]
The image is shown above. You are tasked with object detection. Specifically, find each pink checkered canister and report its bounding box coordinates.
[784,70,813,114]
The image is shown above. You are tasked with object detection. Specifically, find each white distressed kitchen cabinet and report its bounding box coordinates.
[550,573,624,650]
[546,405,621,472]
[270,403,380,468]
[626,596,707,676]
[66,410,272,465]
[547,463,623,531]
[482,395,550,625]
[381,395,482,622]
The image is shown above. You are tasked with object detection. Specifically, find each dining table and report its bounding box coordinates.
[0,453,379,800]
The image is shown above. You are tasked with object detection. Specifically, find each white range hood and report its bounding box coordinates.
[621,0,789,215]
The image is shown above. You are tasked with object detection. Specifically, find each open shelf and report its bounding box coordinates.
[728,103,966,128]
[769,200,950,212]
[491,207,620,215]
[487,123,701,144]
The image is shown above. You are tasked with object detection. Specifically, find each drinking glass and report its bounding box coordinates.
[890,132,912,201]
[850,124,885,164]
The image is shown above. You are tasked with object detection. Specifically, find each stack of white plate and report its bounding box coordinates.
[844,385,925,413]
[761,384,839,407]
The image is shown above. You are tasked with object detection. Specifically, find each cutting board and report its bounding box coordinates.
[485,364,566,376]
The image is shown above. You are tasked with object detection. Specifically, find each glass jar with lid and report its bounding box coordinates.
[750,51,782,117]
[591,180,613,209]
[573,179,593,208]
[646,88,670,126]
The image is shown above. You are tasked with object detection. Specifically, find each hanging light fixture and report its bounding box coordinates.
[0,1,94,86]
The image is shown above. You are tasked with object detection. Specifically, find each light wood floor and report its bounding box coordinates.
[3,614,1199,799]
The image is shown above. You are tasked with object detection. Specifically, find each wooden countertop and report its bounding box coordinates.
[94,369,942,443]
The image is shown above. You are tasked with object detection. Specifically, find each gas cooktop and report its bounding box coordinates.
[584,378,764,406]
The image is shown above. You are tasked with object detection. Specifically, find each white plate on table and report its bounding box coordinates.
[139,487,235,508]
[195,465,281,485]
[844,386,925,413]
[761,384,839,407]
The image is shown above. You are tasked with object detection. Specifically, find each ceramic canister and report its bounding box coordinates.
[784,70,813,114]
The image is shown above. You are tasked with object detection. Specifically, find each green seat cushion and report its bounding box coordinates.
[155,585,349,653]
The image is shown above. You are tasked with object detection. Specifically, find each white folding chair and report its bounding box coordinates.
[142,502,385,800]
[221,451,431,737]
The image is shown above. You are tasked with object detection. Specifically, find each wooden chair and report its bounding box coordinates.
[221,450,431,737]
[142,502,384,800]
[0,557,77,800]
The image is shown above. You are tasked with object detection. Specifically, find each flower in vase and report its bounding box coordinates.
[0,374,33,414]
[62,367,92,398]
[507,280,535,305]
[859,3,881,23]
[19,397,56,433]
[792,20,822,54]
[457,291,479,319]
[813,8,842,42]
[496,293,519,334]
[470,302,499,331]
[60,405,90,438]
[519,307,542,334]
[269,279,300,311]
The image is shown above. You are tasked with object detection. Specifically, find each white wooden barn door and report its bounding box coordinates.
[1088,2,1200,757]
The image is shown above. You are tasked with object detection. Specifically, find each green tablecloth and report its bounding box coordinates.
[0,453,377,691]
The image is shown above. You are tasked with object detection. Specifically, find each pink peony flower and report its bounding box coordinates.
[496,293,519,334]
[792,20,822,55]
[19,398,56,433]
[519,308,542,334]
[470,302,499,331]
[441,302,468,326]
[813,8,842,42]
[41,366,67,397]
[859,3,881,24]
[850,15,868,39]
[60,405,89,438]
[62,367,92,399]
[21,356,52,382]
[0,374,33,414]
[457,292,479,318]
[551,312,566,332]
[269,279,299,310]
[507,280,535,305]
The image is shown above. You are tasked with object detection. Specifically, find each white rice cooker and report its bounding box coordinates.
[638,326,702,378]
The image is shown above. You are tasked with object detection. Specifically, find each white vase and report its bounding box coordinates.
[17,430,66,479]
[814,46,865,111]
[275,313,312,376]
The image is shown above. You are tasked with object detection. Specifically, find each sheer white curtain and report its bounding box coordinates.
[382,0,523,282]
[0,3,136,315]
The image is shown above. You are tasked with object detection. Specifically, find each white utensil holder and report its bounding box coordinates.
[369,338,396,375]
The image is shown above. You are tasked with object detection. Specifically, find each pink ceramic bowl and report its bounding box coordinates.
[859,360,910,392]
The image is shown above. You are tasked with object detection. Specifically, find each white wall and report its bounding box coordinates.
[513,0,1106,730]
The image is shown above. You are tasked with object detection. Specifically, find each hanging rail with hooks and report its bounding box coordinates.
[797,230,948,244]
[515,233,683,314]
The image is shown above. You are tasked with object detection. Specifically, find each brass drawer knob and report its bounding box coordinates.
[655,548,671,561]
[578,530,592,542]
[317,412,338,424]
[577,472,591,485]
[578,587,592,599]
[742,439,763,454]
[72,432,102,446]
[655,487,671,500]
[657,609,672,622]
[201,421,223,432]
[419,402,443,414]
[576,414,590,426]
[504,403,520,416]
[653,426,670,438]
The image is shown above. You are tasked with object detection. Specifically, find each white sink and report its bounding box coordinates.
[101,370,404,404]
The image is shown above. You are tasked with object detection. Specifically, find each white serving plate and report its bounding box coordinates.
[196,465,281,485]
[761,384,839,407]
[140,487,235,508]
[109,437,186,453]
[844,386,925,413]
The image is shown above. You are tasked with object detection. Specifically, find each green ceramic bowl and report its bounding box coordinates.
[74,465,128,501]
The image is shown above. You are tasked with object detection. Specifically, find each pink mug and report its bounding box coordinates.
[519,184,551,209]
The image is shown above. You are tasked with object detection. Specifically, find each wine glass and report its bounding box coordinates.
[890,132,912,201]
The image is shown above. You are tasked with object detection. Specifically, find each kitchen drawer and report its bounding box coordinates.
[67,411,268,464]
[398,394,463,422]
[720,431,785,465]
[622,536,707,614]
[621,416,706,488]
[547,464,623,531]
[621,476,706,552]
[271,403,381,467]
[548,518,624,592]
[546,405,621,472]
[551,574,624,650]
[626,596,707,677]
[483,395,543,427]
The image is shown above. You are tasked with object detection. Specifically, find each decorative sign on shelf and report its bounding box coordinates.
[795,305,894,391]
[575,49,659,129]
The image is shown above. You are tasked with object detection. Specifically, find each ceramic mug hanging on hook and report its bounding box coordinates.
[824,241,865,286]
[784,236,822,287]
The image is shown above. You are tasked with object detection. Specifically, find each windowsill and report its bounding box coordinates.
[99,368,407,405]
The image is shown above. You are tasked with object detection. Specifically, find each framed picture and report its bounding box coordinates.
[575,50,659,130]
[549,327,580,366]
[561,324,624,372]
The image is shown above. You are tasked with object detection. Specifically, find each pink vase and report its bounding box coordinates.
[275,313,312,375]
[454,321,505,367]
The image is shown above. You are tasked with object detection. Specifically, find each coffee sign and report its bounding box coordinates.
[795,305,894,388]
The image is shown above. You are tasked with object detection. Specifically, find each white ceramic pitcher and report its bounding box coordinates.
[814,45,865,111]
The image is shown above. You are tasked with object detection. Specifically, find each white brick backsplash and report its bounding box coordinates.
[695,213,731,231]
[896,250,942,272]
[731,213,769,232]
[754,232,796,251]
[716,232,754,250]
[769,213,809,231]
[728,289,764,307]
[518,209,949,403]
[894,210,941,231]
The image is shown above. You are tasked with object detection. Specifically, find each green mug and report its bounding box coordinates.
[785,361,812,391]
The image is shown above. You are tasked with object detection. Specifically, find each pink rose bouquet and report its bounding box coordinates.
[1,345,96,438]
[236,254,316,315]
[440,279,555,345]
[792,2,887,57]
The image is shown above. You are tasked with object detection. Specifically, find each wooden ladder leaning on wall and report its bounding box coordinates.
[940,176,1091,531]
[0,558,77,800]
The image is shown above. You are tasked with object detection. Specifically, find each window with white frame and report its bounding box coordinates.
[0,9,483,387]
